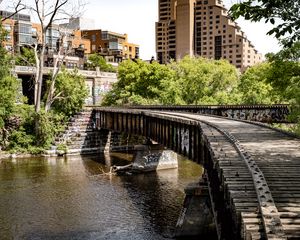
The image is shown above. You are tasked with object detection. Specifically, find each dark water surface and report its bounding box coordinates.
[0,153,202,240]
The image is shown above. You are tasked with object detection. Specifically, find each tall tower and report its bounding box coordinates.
[155,0,263,71]
[176,0,195,59]
[156,0,177,64]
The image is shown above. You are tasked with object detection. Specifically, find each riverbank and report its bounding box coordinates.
[0,151,43,160]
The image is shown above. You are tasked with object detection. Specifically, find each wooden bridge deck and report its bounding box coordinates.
[95,108,300,239]
[157,112,300,240]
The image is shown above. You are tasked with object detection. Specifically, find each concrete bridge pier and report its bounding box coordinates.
[131,144,178,172]
[175,176,217,238]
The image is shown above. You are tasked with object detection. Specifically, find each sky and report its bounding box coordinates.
[1,0,281,60]
[84,0,281,60]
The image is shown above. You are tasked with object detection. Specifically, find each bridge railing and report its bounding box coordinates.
[117,104,290,123]
[14,65,117,78]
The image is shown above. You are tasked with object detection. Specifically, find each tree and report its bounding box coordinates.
[50,69,88,117]
[238,62,279,104]
[0,22,19,145]
[265,43,300,122]
[87,54,116,72]
[171,56,239,104]
[229,0,300,47]
[102,59,175,105]
[15,46,36,66]
[26,0,85,113]
[0,0,25,22]
[102,56,239,106]
[266,43,300,99]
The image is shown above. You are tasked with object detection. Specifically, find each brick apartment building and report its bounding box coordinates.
[1,12,139,67]
[81,30,139,63]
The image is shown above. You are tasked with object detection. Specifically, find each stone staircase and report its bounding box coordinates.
[43,109,109,156]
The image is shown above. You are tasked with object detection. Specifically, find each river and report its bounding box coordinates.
[0,152,203,240]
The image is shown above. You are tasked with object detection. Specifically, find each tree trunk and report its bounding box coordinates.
[35,48,44,113]
[34,44,39,106]
[45,51,60,112]
[34,32,46,139]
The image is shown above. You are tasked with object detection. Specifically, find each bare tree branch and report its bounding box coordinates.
[45,0,68,30]
[1,0,26,22]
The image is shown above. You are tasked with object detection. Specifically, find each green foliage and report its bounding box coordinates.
[238,63,279,104]
[87,54,116,72]
[265,43,300,122]
[15,46,36,66]
[229,0,300,47]
[51,69,89,117]
[6,104,35,151]
[36,110,65,148]
[57,143,68,152]
[102,59,176,105]
[103,57,239,106]
[6,105,65,153]
[172,56,239,104]
[8,127,36,152]
[0,24,19,129]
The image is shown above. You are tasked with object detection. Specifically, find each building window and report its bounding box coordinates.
[214,35,222,60]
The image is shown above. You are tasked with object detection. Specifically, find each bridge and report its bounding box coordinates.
[94,107,300,240]
[14,65,117,105]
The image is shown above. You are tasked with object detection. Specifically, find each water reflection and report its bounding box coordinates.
[0,153,202,240]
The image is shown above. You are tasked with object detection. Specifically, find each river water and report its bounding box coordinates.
[0,152,203,240]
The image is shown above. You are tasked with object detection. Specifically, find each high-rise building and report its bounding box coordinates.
[156,0,262,71]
